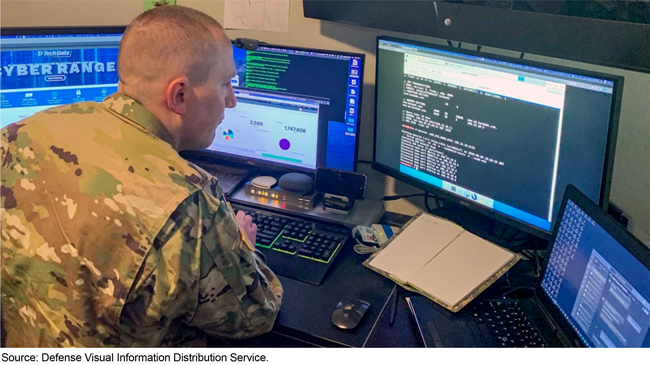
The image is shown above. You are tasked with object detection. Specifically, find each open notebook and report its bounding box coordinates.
[364,212,520,312]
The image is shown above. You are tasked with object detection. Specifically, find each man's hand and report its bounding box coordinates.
[236,210,257,245]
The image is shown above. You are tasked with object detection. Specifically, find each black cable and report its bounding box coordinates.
[498,270,538,299]
[382,191,439,214]
[491,222,510,240]
[382,193,426,201]
[447,40,454,48]
[492,222,530,242]
[458,42,462,48]
[489,223,534,254]
[520,52,525,59]
[426,192,444,213]
[520,250,535,260]
[533,239,541,278]
[357,160,372,165]
[476,45,482,52]
[488,220,497,237]
[503,230,531,243]
[498,223,509,239]
[500,285,536,299]
[424,191,432,213]
[382,190,441,214]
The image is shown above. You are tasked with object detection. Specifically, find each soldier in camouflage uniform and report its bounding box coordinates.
[1,5,283,347]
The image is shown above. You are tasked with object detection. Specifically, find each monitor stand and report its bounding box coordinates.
[227,183,385,228]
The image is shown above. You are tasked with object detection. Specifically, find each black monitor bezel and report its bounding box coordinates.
[372,35,623,240]
[184,40,366,175]
[535,184,650,347]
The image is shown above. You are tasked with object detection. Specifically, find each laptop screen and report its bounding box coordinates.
[540,199,650,347]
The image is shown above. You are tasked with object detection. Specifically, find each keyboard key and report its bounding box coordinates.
[473,300,547,348]
[236,205,348,264]
[257,232,277,240]
[261,229,277,236]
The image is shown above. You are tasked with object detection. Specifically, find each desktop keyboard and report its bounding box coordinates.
[472,300,545,347]
[233,204,351,285]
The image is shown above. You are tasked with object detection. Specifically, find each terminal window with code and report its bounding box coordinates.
[374,37,620,235]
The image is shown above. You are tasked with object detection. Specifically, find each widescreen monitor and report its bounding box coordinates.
[191,42,364,173]
[1,27,125,128]
[373,36,623,239]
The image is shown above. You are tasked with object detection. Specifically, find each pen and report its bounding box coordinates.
[389,288,398,326]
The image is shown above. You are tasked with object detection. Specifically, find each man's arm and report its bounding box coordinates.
[186,178,283,338]
[120,180,282,345]
[187,235,283,339]
[184,187,283,338]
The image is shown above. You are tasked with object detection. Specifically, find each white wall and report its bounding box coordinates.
[2,0,648,242]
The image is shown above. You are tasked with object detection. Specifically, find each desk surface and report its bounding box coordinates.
[212,208,540,348]
[274,229,541,347]
[193,160,544,347]
[268,211,414,347]
[262,245,538,348]
[273,245,395,347]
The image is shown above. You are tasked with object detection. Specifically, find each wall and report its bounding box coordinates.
[2,0,648,242]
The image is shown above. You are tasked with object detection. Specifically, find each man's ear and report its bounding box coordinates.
[166,77,188,115]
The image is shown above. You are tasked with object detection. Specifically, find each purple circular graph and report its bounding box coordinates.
[279,139,291,150]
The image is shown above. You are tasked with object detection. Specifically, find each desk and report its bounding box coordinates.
[272,245,395,347]
[209,211,413,348]
[211,210,540,348]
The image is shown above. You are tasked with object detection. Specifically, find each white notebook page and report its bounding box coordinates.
[408,231,514,306]
[368,214,464,282]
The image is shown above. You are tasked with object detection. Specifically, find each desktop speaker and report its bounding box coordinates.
[251,175,277,189]
[278,172,314,195]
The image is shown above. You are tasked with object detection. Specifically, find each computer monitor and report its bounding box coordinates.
[1,27,125,128]
[373,36,623,239]
[189,42,364,173]
[540,185,650,347]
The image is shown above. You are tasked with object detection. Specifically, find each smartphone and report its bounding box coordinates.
[314,167,367,200]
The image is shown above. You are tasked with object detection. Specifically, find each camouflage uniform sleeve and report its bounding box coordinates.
[120,181,282,344]
[184,183,283,339]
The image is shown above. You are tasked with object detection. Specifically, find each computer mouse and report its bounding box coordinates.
[331,298,370,330]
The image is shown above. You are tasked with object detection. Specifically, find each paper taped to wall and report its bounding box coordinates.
[224,0,290,33]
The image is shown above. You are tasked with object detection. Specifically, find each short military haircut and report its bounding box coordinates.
[117,5,225,96]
